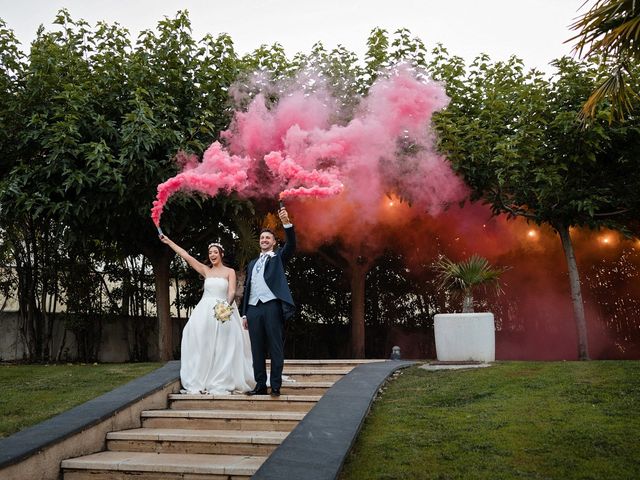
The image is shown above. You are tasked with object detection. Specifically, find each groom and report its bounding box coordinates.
[241,207,296,397]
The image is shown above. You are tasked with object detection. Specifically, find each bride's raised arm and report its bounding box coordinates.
[159,235,209,277]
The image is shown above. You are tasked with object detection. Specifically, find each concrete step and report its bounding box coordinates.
[168,393,321,412]
[62,451,265,479]
[281,368,350,382]
[107,428,287,456]
[271,381,335,395]
[141,409,305,432]
[284,367,353,374]
[272,359,379,368]
[60,360,380,480]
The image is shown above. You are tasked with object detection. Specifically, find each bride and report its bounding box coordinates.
[159,234,255,395]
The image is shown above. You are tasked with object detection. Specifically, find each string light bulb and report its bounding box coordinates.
[599,235,611,245]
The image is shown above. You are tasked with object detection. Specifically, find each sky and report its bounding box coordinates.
[1,0,587,72]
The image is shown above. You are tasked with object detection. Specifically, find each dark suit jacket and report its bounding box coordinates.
[241,226,296,320]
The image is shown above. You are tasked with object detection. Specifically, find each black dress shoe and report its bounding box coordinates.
[270,388,281,397]
[246,386,268,396]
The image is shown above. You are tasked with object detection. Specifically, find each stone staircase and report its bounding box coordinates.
[61,360,376,479]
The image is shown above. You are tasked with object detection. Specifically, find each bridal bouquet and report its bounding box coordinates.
[213,300,233,323]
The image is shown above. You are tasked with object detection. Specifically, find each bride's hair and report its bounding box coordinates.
[206,242,225,266]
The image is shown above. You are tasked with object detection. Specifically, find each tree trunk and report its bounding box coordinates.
[347,257,369,359]
[235,270,246,307]
[175,277,182,322]
[150,249,173,361]
[462,291,474,313]
[55,327,68,362]
[316,246,374,359]
[44,287,58,362]
[557,224,590,360]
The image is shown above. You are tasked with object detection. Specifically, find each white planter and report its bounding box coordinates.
[434,312,495,362]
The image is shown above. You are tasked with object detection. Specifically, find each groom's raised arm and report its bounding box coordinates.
[280,225,296,265]
[278,207,296,265]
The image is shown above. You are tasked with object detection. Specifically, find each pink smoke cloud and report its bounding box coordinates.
[151,65,464,229]
[151,142,251,226]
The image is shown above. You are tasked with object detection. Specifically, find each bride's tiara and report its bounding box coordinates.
[208,242,225,252]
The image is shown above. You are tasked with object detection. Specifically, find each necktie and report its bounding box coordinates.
[256,253,268,273]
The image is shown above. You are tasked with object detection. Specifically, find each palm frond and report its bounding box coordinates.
[433,254,508,297]
[569,0,640,121]
[570,0,640,59]
[579,63,637,122]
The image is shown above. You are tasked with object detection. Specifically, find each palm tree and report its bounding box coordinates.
[568,0,640,121]
[433,255,508,313]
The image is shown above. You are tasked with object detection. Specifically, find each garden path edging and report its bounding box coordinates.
[0,361,180,478]
[252,359,416,480]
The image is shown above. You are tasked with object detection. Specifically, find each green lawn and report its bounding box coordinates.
[0,363,161,438]
[340,362,640,480]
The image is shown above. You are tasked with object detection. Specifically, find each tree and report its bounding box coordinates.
[433,51,640,359]
[0,12,115,360]
[0,10,252,360]
[292,28,440,358]
[117,12,246,360]
[433,255,507,313]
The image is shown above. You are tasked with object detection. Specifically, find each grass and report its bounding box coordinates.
[0,362,161,438]
[340,362,640,480]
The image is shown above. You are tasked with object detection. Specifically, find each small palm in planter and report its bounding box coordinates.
[434,254,508,313]
[432,255,509,362]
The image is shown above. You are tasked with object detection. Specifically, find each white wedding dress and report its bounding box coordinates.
[180,277,255,395]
